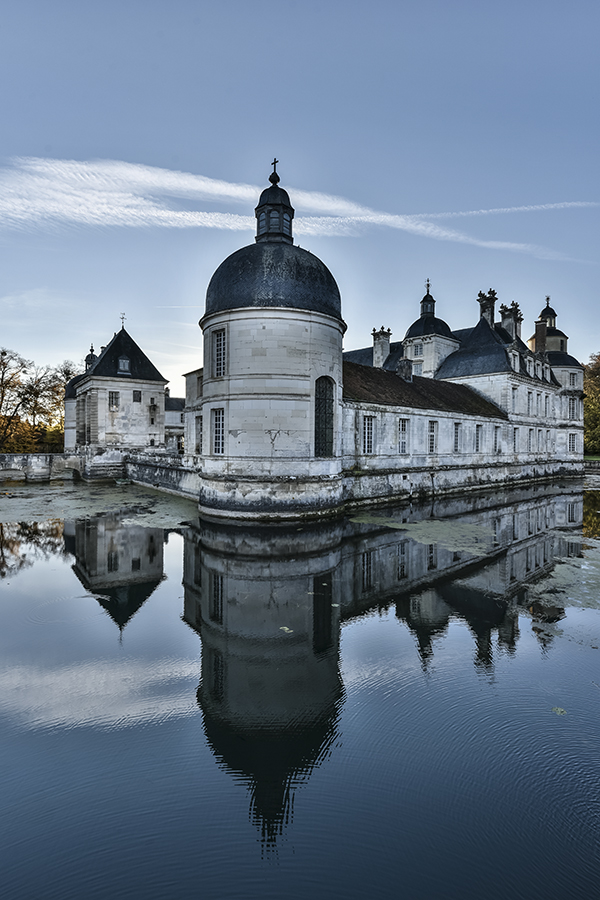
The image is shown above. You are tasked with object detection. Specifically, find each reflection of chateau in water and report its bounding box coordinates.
[182,484,583,843]
[67,516,165,629]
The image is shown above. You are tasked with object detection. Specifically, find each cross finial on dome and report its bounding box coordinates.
[546,295,551,306]
[120,312,126,329]
[269,158,280,185]
[425,278,431,294]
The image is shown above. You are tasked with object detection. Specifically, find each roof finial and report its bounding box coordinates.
[425,278,431,295]
[120,312,126,329]
[269,157,280,185]
[545,295,551,306]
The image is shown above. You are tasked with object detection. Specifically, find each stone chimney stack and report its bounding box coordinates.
[499,301,523,340]
[534,319,547,353]
[372,326,392,368]
[477,289,497,327]
[395,358,413,382]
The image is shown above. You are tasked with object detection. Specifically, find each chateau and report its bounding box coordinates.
[58,166,583,520]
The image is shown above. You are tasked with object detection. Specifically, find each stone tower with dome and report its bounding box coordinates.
[192,162,347,518]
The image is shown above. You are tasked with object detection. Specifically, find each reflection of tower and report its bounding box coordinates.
[183,521,344,847]
[69,515,165,631]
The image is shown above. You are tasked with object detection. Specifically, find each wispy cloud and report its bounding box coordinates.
[0,156,594,260]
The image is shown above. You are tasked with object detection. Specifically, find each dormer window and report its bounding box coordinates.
[118,356,130,373]
[413,343,423,358]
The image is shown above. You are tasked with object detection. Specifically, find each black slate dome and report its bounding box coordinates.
[404,315,454,339]
[404,288,453,339]
[205,242,343,320]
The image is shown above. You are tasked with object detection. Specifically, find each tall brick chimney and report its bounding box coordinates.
[477,289,497,327]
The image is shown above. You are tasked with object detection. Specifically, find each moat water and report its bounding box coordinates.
[1,480,599,900]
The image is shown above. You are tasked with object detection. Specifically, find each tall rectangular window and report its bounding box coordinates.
[196,375,203,398]
[568,397,578,420]
[363,416,374,454]
[399,419,409,454]
[398,542,408,579]
[454,422,461,453]
[544,395,549,417]
[133,390,141,403]
[567,502,576,523]
[413,342,423,358]
[537,429,542,450]
[527,392,533,415]
[475,424,483,452]
[528,428,534,452]
[212,329,226,378]
[195,415,203,454]
[428,420,438,453]
[210,572,223,624]
[512,387,518,412]
[107,551,119,573]
[362,550,374,592]
[513,427,519,452]
[569,373,577,387]
[427,544,437,570]
[493,426,501,453]
[212,408,225,454]
[413,363,423,376]
[568,433,577,453]
[108,391,120,411]
[536,393,541,416]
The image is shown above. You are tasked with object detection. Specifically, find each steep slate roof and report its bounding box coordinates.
[405,314,454,339]
[89,328,167,381]
[436,317,513,379]
[546,351,583,369]
[165,396,185,411]
[343,361,508,419]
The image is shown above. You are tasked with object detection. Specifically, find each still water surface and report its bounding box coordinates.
[1,481,599,899]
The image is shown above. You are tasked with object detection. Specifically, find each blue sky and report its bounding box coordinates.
[1,0,598,393]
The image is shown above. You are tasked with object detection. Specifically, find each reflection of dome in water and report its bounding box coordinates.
[201,686,343,847]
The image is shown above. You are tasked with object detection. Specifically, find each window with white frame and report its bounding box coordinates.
[475,424,483,452]
[118,356,130,373]
[454,422,461,453]
[212,329,226,378]
[567,502,577,523]
[527,392,533,415]
[363,416,375,454]
[568,397,578,420]
[493,426,501,453]
[413,342,423,358]
[413,363,423,376]
[398,542,408,579]
[212,408,225,454]
[362,550,374,592]
[428,420,438,453]
[399,419,409,454]
[569,373,577,387]
[568,433,577,453]
[108,391,120,411]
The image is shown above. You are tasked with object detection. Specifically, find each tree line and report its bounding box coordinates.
[0,348,81,453]
[584,353,600,456]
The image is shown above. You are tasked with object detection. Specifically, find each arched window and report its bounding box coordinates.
[258,211,267,233]
[269,210,280,231]
[315,377,334,457]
